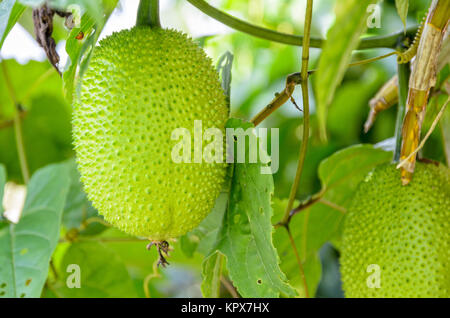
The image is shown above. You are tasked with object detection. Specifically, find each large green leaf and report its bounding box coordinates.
[0,162,70,298]
[315,0,377,142]
[210,118,296,298]
[55,241,138,297]
[0,0,26,49]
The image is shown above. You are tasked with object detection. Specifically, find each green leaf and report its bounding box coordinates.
[0,0,26,49]
[395,0,409,31]
[55,241,138,297]
[62,14,96,102]
[0,164,6,216]
[63,0,118,102]
[201,250,224,298]
[211,118,296,298]
[0,162,70,298]
[315,0,377,142]
[318,144,392,190]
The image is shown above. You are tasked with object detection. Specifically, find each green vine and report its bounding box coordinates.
[187,0,418,49]
[282,1,313,227]
[279,0,315,299]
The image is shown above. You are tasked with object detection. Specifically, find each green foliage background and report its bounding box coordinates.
[0,0,447,298]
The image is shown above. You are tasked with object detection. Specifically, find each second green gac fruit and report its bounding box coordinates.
[73,28,229,243]
[340,162,450,297]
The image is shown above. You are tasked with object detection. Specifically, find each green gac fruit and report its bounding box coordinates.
[340,162,450,298]
[73,27,229,241]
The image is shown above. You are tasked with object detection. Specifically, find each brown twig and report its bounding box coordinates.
[250,52,398,128]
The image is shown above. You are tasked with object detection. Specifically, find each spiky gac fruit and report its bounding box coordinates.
[73,27,229,240]
[340,162,450,297]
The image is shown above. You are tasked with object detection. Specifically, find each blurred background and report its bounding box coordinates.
[0,0,440,297]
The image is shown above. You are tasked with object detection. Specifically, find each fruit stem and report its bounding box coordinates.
[136,0,161,28]
[394,61,410,162]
